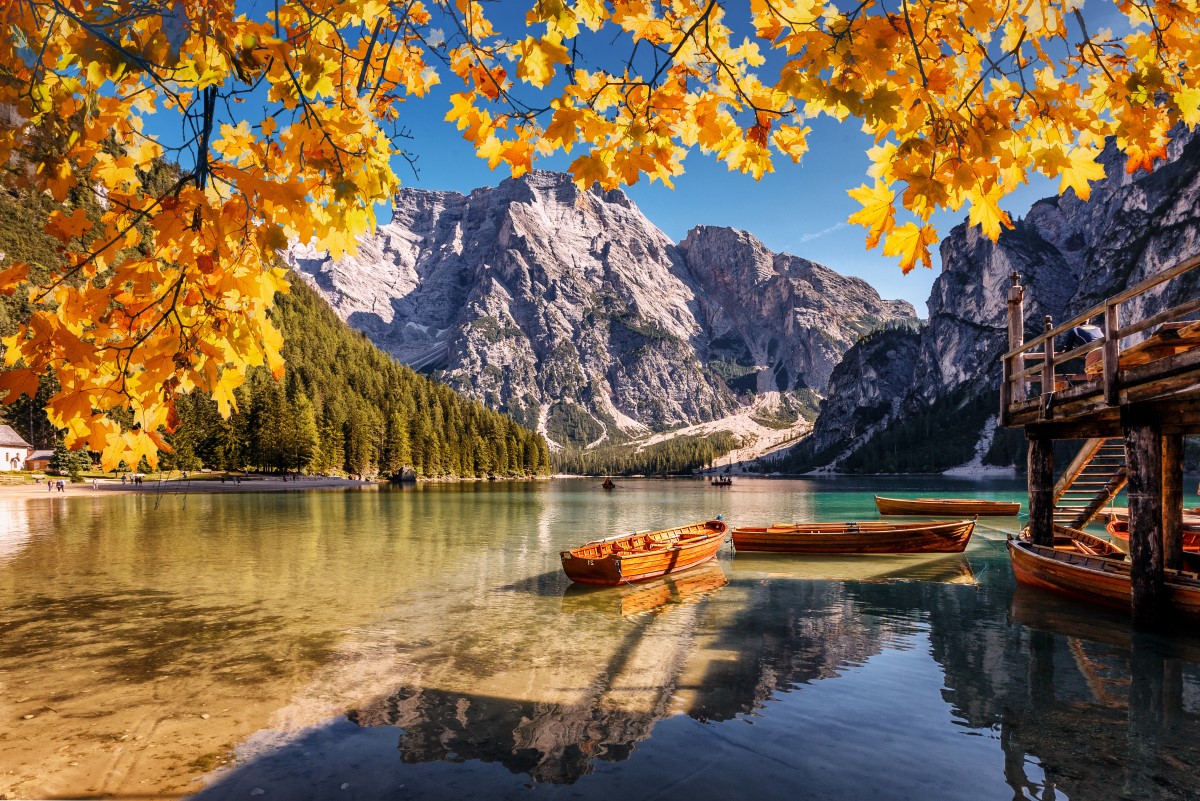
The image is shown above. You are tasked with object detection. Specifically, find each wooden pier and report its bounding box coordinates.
[1000,255,1200,626]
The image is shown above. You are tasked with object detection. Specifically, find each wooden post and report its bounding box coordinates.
[1104,301,1119,405]
[1040,315,1055,396]
[1028,435,1054,546]
[1124,423,1164,627]
[1162,434,1184,572]
[1007,272,1025,406]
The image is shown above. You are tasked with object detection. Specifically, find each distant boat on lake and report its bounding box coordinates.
[731,519,976,554]
[874,495,1021,516]
[559,519,727,586]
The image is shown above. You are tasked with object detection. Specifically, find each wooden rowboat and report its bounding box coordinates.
[1008,526,1200,617]
[560,520,727,586]
[1106,519,1200,551]
[731,519,975,554]
[875,495,1021,516]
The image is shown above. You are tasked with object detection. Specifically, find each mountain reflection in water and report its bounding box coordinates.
[3,481,1198,801]
[195,559,1200,801]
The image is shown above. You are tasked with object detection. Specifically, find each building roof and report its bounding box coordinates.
[0,425,32,449]
[27,450,53,460]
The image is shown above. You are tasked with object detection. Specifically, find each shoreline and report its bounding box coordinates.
[0,474,557,500]
[0,476,381,500]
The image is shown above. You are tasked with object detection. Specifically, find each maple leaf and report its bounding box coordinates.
[1058,148,1106,200]
[1176,87,1200,127]
[0,261,30,293]
[46,208,92,243]
[882,222,939,274]
[0,368,40,403]
[965,184,1014,241]
[513,35,570,89]
[847,181,896,248]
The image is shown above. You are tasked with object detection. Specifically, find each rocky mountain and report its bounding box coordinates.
[288,171,915,450]
[788,130,1200,474]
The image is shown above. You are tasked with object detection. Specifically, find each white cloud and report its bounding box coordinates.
[797,222,848,243]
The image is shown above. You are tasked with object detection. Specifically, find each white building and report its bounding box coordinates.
[0,425,32,471]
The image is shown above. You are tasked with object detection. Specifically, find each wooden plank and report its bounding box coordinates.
[1104,303,1120,405]
[1116,295,1200,340]
[1068,469,1128,529]
[1125,423,1164,628]
[1000,255,1200,361]
[1053,438,1107,502]
[1041,316,1056,404]
[1028,435,1055,547]
[1163,434,1184,572]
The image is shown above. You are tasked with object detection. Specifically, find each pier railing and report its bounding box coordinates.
[1000,255,1200,427]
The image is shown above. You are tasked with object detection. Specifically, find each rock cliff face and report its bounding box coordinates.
[795,131,1200,472]
[288,171,915,449]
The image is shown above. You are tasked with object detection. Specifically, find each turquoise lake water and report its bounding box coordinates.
[1,477,1197,800]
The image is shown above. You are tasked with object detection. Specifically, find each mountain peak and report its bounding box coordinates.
[293,177,915,451]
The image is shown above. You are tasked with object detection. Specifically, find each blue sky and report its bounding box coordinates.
[393,91,1058,314]
[377,1,1071,314]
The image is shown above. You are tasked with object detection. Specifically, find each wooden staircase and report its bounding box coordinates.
[1052,438,1127,529]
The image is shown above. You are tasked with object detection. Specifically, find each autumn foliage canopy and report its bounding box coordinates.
[1,0,1198,468]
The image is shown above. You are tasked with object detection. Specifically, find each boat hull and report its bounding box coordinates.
[1008,532,1200,618]
[560,520,727,586]
[874,496,1020,516]
[731,519,975,554]
[1106,520,1200,551]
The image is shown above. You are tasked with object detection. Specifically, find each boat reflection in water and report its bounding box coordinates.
[194,554,1200,801]
[560,561,729,617]
[729,551,977,585]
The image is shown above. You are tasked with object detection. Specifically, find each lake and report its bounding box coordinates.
[1,477,1198,800]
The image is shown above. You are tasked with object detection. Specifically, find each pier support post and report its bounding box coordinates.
[1124,423,1164,627]
[1162,434,1184,572]
[1027,435,1054,546]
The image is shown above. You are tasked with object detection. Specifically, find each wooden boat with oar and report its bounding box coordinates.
[560,519,728,586]
[1106,519,1200,551]
[874,495,1021,516]
[731,519,975,554]
[1008,525,1200,617]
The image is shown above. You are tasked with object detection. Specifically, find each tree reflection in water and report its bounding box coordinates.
[194,557,1200,801]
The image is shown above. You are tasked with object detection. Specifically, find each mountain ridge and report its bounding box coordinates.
[785,129,1200,474]
[288,170,917,454]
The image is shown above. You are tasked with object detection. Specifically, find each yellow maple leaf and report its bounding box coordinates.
[575,0,608,31]
[1174,86,1200,127]
[847,181,896,248]
[965,184,1014,240]
[513,34,570,89]
[1058,147,1106,200]
[882,222,939,274]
